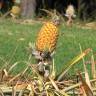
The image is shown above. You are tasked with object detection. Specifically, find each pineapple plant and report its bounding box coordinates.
[10,0,21,19]
[32,12,60,77]
[35,15,60,61]
[11,6,20,15]
[65,4,75,18]
[10,5,20,18]
[65,4,76,26]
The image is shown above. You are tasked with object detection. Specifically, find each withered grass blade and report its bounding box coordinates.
[9,66,29,83]
[57,48,91,81]
[91,50,96,79]
[79,44,92,90]
[78,72,93,96]
[49,77,59,91]
[50,58,56,79]
[18,90,23,96]
[0,88,4,96]
[49,77,69,96]
[12,86,16,96]
[8,62,19,73]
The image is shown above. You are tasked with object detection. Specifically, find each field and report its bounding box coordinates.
[0,19,96,76]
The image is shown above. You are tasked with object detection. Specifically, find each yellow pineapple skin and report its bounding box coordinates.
[36,22,59,53]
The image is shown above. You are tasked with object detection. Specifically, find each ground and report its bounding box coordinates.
[0,19,96,76]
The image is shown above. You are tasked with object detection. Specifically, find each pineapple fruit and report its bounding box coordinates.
[35,15,60,61]
[36,21,58,53]
[10,5,20,18]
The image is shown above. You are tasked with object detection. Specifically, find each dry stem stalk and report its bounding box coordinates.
[79,44,92,90]
[57,48,91,81]
[9,66,29,83]
[91,51,96,79]
[63,79,96,92]
[0,88,4,96]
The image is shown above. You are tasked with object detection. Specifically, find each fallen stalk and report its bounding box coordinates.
[63,79,96,92]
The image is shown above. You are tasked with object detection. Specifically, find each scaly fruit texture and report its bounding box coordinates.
[36,21,59,53]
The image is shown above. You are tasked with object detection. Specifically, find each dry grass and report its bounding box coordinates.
[0,19,96,95]
[0,47,96,96]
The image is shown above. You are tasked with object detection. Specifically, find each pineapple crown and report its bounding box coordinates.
[51,15,60,26]
[40,9,61,25]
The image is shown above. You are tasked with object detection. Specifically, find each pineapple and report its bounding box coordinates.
[35,15,60,60]
[10,5,20,18]
[65,4,76,26]
[36,22,58,53]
